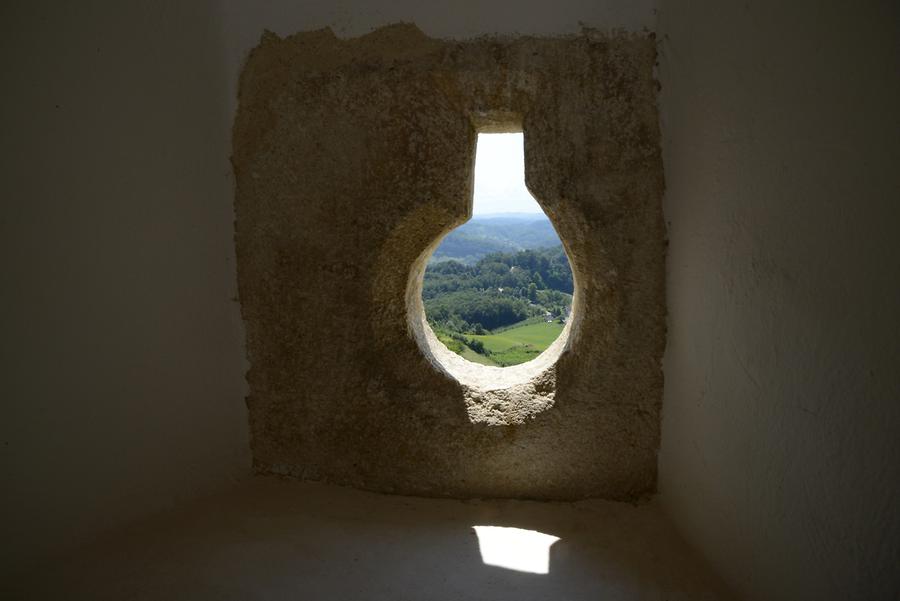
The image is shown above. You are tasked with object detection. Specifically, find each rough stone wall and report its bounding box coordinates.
[233,24,665,500]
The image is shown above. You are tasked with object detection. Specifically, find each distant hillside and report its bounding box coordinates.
[431,214,561,264]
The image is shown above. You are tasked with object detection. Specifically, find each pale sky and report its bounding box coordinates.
[472,133,544,215]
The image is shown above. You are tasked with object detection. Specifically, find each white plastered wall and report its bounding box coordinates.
[0,1,250,575]
[656,0,900,599]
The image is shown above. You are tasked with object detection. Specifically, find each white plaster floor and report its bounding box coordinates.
[10,476,733,600]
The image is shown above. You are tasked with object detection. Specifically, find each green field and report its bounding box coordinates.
[465,320,565,367]
[457,346,498,366]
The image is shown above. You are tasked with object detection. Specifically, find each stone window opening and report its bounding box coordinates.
[419,132,575,371]
[234,27,666,497]
[407,122,581,423]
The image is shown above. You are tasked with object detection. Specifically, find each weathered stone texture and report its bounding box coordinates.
[233,24,665,500]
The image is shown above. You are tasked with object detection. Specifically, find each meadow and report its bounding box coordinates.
[423,237,572,368]
[466,320,565,366]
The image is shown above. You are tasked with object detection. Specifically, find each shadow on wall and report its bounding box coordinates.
[1,0,250,578]
[8,477,732,601]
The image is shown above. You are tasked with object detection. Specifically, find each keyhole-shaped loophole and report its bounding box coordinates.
[422,133,574,368]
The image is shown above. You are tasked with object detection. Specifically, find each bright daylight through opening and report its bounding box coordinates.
[422,133,574,368]
[473,526,561,574]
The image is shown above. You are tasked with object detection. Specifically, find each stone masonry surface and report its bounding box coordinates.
[233,24,665,500]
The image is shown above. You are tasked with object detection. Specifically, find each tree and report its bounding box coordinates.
[466,338,487,355]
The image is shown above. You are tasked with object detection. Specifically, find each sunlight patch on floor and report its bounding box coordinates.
[472,525,560,574]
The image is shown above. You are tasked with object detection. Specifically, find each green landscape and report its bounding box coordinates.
[424,215,573,367]
[430,214,561,264]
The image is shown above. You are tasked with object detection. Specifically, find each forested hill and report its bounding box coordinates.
[423,245,573,332]
[430,214,560,264]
